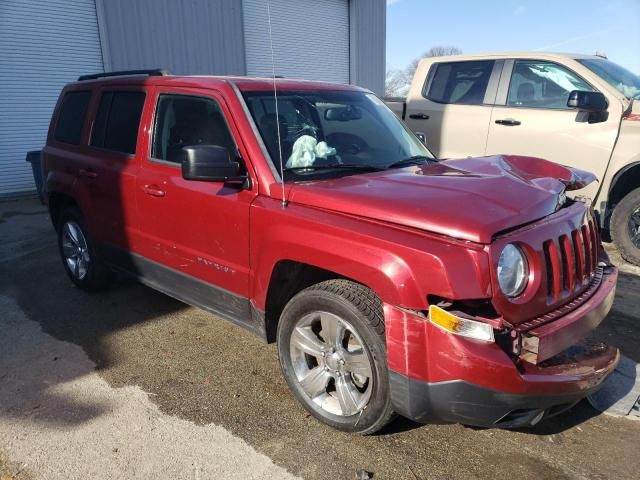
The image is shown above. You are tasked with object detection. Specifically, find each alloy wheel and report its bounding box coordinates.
[61,221,90,280]
[289,311,373,417]
[629,207,640,248]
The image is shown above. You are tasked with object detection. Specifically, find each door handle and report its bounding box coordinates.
[409,113,430,120]
[79,168,97,178]
[495,119,521,126]
[142,185,166,197]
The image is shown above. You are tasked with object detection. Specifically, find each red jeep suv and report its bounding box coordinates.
[43,70,619,434]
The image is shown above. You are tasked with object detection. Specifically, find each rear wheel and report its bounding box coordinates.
[611,187,640,266]
[277,279,395,434]
[57,207,114,290]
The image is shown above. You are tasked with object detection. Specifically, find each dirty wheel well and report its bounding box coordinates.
[606,163,640,224]
[48,192,78,228]
[264,261,345,343]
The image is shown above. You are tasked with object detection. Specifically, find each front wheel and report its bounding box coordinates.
[610,187,640,266]
[277,280,395,434]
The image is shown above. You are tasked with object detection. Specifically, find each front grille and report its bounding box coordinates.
[515,267,603,332]
[542,216,599,304]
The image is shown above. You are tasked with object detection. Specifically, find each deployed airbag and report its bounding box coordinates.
[286,135,336,168]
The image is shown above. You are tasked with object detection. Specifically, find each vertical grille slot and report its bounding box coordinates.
[559,234,575,293]
[573,229,585,282]
[589,221,599,270]
[581,224,592,277]
[543,240,562,302]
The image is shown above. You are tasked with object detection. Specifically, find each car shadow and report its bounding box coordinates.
[0,200,188,426]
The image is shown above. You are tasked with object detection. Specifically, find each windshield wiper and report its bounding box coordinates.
[284,163,384,173]
[385,155,433,169]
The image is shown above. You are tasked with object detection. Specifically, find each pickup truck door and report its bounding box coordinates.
[485,59,621,201]
[133,87,258,323]
[404,59,502,158]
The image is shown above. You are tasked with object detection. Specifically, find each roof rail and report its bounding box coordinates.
[77,69,171,81]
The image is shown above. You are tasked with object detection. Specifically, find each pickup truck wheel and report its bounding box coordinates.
[57,207,114,291]
[277,279,395,434]
[611,187,640,266]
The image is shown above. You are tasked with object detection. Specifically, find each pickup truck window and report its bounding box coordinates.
[91,91,145,155]
[424,61,494,105]
[54,91,91,145]
[243,90,432,179]
[577,58,640,100]
[506,60,594,109]
[151,94,236,163]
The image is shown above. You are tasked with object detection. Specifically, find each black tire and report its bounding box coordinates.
[610,187,640,266]
[277,279,395,434]
[57,207,115,291]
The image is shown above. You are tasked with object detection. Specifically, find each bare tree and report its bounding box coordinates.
[404,46,462,82]
[385,46,462,98]
[385,68,410,97]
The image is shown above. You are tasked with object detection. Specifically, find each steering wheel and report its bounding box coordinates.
[326,133,368,155]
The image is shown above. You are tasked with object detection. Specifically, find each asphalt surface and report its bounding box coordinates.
[1,197,639,479]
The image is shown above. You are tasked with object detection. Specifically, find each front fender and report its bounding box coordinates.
[249,197,492,311]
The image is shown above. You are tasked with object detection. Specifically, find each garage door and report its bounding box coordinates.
[243,0,349,84]
[0,0,103,196]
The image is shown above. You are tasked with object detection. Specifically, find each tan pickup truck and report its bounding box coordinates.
[386,52,640,265]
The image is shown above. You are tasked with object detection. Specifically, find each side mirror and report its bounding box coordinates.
[567,90,608,112]
[181,145,241,182]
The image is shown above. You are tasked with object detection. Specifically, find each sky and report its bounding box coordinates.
[386,0,640,74]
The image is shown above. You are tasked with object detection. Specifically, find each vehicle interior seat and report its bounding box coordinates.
[516,82,536,105]
[259,113,292,168]
[455,78,489,104]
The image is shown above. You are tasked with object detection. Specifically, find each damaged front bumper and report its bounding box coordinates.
[384,266,620,428]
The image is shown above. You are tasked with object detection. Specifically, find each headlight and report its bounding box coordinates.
[497,244,528,297]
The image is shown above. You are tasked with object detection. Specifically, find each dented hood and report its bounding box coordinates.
[287,155,597,244]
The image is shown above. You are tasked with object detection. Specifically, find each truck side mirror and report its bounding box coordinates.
[567,90,608,112]
[181,145,241,182]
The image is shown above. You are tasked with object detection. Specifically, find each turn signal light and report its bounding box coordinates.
[428,305,495,342]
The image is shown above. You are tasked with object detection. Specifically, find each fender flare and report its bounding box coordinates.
[251,234,430,311]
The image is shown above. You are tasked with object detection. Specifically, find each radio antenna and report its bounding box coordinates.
[266,0,287,208]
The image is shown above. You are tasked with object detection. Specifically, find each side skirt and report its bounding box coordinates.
[101,245,268,342]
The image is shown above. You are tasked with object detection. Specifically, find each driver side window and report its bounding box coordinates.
[152,94,236,163]
[507,60,594,109]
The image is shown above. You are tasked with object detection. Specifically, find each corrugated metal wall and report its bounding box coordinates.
[242,0,350,84]
[0,0,104,196]
[95,0,246,75]
[97,0,385,94]
[350,0,386,95]
[0,0,385,196]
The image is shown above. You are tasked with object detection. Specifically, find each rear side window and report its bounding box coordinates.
[424,61,495,105]
[54,91,91,145]
[91,91,145,154]
[151,94,236,163]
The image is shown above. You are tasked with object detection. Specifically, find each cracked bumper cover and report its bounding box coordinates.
[384,267,619,428]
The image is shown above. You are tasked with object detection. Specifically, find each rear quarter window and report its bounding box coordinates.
[91,91,146,155]
[423,60,495,105]
[54,91,91,145]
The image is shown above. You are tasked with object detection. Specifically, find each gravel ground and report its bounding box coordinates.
[0,450,31,480]
[1,197,639,480]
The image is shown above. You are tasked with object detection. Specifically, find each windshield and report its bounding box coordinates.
[242,90,434,180]
[577,58,640,100]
